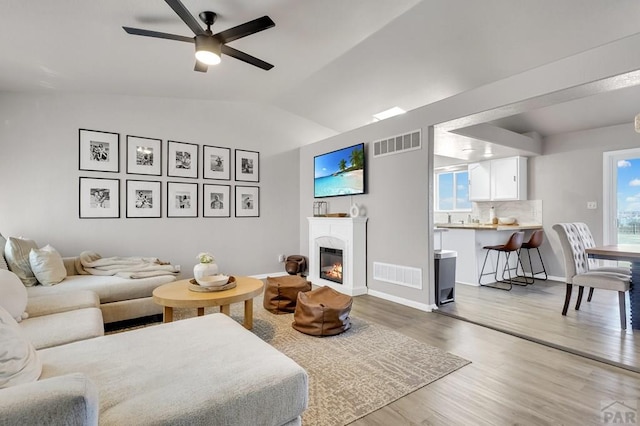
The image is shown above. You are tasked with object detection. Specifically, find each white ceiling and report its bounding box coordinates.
[2,0,640,156]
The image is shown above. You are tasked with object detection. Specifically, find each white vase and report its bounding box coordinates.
[193,262,219,285]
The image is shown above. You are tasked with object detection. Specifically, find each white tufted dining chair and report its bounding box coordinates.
[553,223,630,329]
[572,222,631,306]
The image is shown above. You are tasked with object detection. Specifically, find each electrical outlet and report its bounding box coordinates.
[175,265,181,272]
[587,201,597,210]
[278,254,285,262]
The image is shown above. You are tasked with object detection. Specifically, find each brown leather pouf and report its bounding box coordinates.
[292,286,353,336]
[263,275,312,314]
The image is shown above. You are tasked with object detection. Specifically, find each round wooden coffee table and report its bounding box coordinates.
[152,276,264,329]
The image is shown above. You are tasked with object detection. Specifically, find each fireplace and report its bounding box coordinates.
[320,247,343,284]
[307,217,368,296]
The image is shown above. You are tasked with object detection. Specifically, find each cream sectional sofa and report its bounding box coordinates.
[1,287,308,425]
[26,257,176,324]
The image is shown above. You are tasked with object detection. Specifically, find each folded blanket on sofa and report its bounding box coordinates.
[76,251,179,279]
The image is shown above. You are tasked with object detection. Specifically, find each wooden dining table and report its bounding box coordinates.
[585,245,640,330]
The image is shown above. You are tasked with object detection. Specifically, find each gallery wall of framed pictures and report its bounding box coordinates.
[77,128,260,219]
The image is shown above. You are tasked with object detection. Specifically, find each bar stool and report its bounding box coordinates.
[516,229,547,284]
[479,231,525,290]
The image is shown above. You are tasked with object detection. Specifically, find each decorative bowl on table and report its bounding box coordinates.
[498,217,517,225]
[196,274,229,287]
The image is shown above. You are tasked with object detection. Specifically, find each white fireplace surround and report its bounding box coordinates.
[307,217,368,296]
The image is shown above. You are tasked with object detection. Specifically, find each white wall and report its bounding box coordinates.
[0,92,333,277]
[531,123,640,277]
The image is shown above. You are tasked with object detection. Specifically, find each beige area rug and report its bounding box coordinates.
[117,302,470,425]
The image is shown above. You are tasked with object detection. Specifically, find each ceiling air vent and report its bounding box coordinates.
[372,129,421,158]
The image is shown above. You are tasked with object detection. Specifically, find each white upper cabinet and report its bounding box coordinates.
[468,161,491,201]
[469,156,527,201]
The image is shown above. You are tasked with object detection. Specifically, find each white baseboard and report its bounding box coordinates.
[366,289,436,312]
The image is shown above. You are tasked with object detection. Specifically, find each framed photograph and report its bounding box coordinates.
[79,177,120,218]
[126,180,161,218]
[126,135,162,176]
[168,140,198,178]
[203,145,231,180]
[203,184,231,218]
[235,149,260,182]
[167,181,198,218]
[235,185,260,217]
[79,129,120,172]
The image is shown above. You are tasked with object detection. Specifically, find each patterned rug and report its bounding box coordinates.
[112,301,470,425]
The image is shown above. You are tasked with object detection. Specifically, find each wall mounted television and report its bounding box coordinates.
[314,143,366,198]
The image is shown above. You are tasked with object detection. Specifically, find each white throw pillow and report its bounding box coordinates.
[0,305,42,389]
[29,245,66,286]
[4,237,38,286]
[0,270,28,322]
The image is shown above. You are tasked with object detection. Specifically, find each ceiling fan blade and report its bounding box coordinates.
[221,45,274,70]
[123,26,194,43]
[164,0,206,36]
[194,61,208,73]
[214,16,275,44]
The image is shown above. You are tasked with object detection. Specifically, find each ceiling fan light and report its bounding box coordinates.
[195,35,221,65]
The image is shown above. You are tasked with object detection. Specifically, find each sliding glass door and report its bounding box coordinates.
[604,148,640,245]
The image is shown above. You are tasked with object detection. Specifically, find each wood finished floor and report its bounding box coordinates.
[437,279,639,371]
[350,294,640,425]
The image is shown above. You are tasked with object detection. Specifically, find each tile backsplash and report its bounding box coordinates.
[434,200,542,225]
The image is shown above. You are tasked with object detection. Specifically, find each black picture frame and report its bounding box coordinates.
[79,177,120,218]
[79,129,120,173]
[235,185,260,217]
[126,135,162,176]
[203,184,231,218]
[167,181,198,218]
[203,145,231,180]
[235,149,260,182]
[126,180,161,218]
[167,140,198,179]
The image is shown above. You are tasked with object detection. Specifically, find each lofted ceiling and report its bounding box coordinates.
[2,1,640,157]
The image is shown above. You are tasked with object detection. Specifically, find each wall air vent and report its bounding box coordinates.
[373,261,422,289]
[372,129,421,158]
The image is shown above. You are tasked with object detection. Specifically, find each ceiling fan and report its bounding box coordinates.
[123,0,275,72]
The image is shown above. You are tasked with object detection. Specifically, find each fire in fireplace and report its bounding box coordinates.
[319,247,343,284]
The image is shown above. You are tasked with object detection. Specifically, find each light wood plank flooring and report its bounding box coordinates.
[350,294,640,425]
[436,279,639,371]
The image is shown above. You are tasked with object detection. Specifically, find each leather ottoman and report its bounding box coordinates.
[292,286,353,336]
[263,275,312,314]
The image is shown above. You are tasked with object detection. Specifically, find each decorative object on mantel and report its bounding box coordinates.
[324,213,348,217]
[349,203,361,218]
[313,201,328,217]
[188,276,236,292]
[193,252,219,285]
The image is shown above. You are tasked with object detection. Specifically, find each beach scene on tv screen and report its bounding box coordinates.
[314,144,364,197]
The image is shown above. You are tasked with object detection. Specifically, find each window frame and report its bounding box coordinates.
[435,167,472,212]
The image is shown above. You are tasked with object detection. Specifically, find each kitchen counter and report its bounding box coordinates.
[436,223,542,231]
[438,225,542,286]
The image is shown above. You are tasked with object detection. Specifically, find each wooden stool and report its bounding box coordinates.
[292,286,352,336]
[263,275,312,314]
